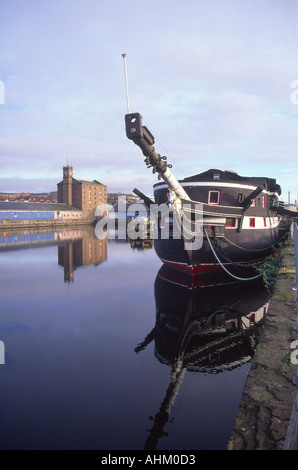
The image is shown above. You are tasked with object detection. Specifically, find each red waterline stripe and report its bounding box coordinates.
[160,258,235,275]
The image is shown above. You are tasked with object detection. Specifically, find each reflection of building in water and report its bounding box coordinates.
[57,230,83,241]
[0,228,84,250]
[0,230,57,248]
[136,265,272,450]
[58,228,107,282]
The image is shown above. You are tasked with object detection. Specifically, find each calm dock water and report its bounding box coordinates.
[0,227,270,450]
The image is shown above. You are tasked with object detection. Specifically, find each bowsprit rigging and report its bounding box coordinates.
[122,53,296,278]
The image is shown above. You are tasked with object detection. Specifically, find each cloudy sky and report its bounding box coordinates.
[0,0,298,201]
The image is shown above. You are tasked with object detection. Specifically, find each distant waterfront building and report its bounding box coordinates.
[0,167,106,225]
[57,166,107,218]
[0,201,82,222]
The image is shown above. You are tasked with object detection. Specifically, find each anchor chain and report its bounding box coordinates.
[209,235,262,271]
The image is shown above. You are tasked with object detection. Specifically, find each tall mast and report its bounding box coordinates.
[122,53,130,114]
[122,54,190,201]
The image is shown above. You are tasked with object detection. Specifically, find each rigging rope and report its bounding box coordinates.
[142,117,186,178]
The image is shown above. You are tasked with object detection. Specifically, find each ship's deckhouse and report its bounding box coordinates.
[152,168,284,275]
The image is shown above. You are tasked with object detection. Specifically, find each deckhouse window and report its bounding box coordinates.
[213,172,220,180]
[208,190,221,205]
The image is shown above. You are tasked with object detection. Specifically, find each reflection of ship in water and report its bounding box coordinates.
[136,265,271,450]
[58,228,107,282]
[129,237,153,251]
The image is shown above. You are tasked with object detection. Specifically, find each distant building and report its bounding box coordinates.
[57,166,107,218]
[0,201,82,222]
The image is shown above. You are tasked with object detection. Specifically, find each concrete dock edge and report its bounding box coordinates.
[228,232,298,450]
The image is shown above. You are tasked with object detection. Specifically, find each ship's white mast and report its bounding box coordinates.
[123,54,190,202]
[122,53,130,114]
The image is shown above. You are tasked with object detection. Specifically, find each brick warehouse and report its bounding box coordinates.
[57,166,107,218]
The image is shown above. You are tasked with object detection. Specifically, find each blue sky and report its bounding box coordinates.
[0,0,298,202]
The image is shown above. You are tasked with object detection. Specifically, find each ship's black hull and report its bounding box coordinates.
[124,110,289,278]
[152,171,284,276]
[153,228,281,275]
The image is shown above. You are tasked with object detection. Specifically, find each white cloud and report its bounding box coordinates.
[0,0,297,199]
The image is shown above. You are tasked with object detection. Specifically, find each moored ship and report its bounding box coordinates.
[125,112,292,278]
[152,168,282,275]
